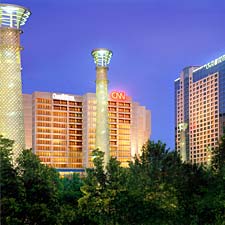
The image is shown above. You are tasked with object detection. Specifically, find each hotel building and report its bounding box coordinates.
[175,54,225,164]
[23,91,151,172]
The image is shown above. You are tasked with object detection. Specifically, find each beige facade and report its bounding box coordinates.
[175,56,224,165]
[23,91,151,170]
[23,94,32,149]
[131,102,151,157]
[189,73,219,164]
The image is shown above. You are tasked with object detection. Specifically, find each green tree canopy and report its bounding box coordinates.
[0,136,25,224]
[1,136,225,224]
[16,149,61,225]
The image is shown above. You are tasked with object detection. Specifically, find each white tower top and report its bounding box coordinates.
[91,48,113,67]
[0,4,31,29]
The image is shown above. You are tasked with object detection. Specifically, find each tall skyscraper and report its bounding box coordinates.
[175,54,225,164]
[91,48,113,167]
[0,4,31,161]
[23,91,151,172]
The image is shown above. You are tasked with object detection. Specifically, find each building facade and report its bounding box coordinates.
[23,91,151,171]
[175,54,225,164]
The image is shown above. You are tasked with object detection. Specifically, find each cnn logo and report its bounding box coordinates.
[110,91,126,100]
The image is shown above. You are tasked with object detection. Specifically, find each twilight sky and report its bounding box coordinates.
[3,0,225,149]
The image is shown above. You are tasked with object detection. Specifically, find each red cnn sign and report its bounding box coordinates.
[110,91,126,100]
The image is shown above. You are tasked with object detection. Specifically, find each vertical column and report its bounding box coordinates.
[0,4,31,161]
[91,48,113,167]
[178,123,188,162]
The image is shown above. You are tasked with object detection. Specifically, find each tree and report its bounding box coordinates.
[205,135,225,224]
[16,149,61,225]
[127,140,180,225]
[211,135,225,172]
[79,149,129,225]
[0,136,25,224]
[79,142,181,225]
[2,136,225,224]
[58,173,85,224]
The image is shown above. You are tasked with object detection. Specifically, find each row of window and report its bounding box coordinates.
[108,106,131,111]
[37,140,83,146]
[189,121,218,129]
[37,152,67,157]
[36,128,82,134]
[190,125,219,133]
[110,124,132,129]
[119,119,131,124]
[37,111,83,118]
[53,106,82,112]
[36,99,82,106]
[68,147,82,151]
[108,101,131,107]
[53,99,82,106]
[36,122,83,129]
[36,111,134,120]
[37,134,81,140]
[37,104,51,110]
[36,146,83,151]
[190,142,217,149]
[190,129,218,137]
[36,98,51,104]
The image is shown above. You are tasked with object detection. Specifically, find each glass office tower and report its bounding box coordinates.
[175,55,225,164]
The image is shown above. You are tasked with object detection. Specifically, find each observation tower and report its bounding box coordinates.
[0,4,31,161]
[91,48,113,167]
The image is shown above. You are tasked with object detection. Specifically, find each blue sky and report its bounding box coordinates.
[2,0,225,149]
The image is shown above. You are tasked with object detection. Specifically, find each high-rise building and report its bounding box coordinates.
[175,54,225,164]
[23,91,151,172]
[0,4,31,161]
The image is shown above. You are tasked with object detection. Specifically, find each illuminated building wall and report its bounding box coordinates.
[82,93,96,168]
[175,54,225,164]
[23,94,32,149]
[131,102,151,157]
[83,91,136,168]
[23,91,151,170]
[30,92,83,170]
[0,4,31,161]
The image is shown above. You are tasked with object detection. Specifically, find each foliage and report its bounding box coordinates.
[0,135,25,224]
[79,149,128,224]
[127,141,181,224]
[58,173,85,224]
[16,149,61,224]
[212,135,225,172]
[1,136,225,224]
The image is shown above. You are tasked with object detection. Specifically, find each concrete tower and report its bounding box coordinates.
[178,123,188,162]
[91,48,113,167]
[0,4,31,161]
